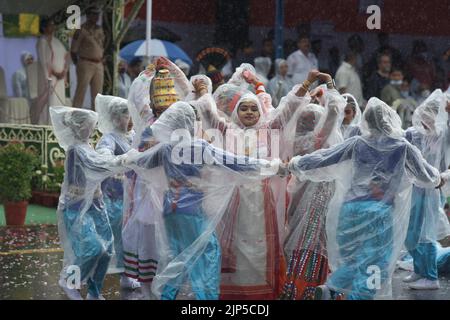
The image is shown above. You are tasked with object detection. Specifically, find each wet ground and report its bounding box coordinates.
[1,225,449,300]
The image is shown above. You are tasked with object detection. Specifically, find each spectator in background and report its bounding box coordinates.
[381,68,404,107]
[327,46,341,78]
[13,51,34,99]
[267,59,293,107]
[335,52,364,106]
[312,39,328,73]
[393,77,418,129]
[406,40,436,91]
[411,81,433,105]
[118,58,131,99]
[233,40,256,69]
[254,57,272,86]
[261,38,274,59]
[435,48,450,90]
[283,39,297,59]
[364,53,391,100]
[347,34,365,75]
[33,17,68,125]
[261,38,275,79]
[71,6,105,109]
[127,57,144,81]
[287,35,318,84]
[363,33,403,81]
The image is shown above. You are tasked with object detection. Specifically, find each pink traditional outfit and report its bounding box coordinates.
[196,68,309,299]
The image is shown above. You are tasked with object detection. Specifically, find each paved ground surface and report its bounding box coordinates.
[0,225,449,300]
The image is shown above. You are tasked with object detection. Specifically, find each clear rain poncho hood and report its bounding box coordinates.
[95,94,129,135]
[412,89,448,136]
[151,101,197,144]
[230,92,265,129]
[360,97,404,139]
[212,83,246,119]
[50,106,98,151]
[282,86,346,158]
[184,74,213,102]
[227,62,274,115]
[227,63,257,90]
[340,93,362,139]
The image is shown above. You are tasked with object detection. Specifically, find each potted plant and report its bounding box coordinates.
[0,141,39,225]
[32,159,64,208]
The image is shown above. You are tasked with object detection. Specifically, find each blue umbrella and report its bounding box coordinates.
[120,39,193,66]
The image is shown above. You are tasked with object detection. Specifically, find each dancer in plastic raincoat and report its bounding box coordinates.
[50,106,133,300]
[94,94,141,290]
[123,102,285,300]
[403,89,450,289]
[195,67,313,299]
[288,98,445,299]
[122,58,192,298]
[279,73,346,300]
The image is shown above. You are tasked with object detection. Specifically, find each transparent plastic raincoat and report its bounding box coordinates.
[227,63,274,116]
[404,89,450,281]
[279,88,345,300]
[95,94,133,273]
[121,61,192,286]
[288,98,442,299]
[123,102,280,299]
[50,106,131,298]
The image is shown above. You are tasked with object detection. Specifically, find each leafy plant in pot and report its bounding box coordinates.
[31,157,64,208]
[0,141,39,225]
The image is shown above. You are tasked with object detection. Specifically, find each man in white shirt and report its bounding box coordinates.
[287,36,318,84]
[335,52,364,106]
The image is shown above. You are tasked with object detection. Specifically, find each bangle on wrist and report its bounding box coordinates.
[300,84,309,92]
[303,79,311,87]
[302,82,311,91]
[326,79,336,89]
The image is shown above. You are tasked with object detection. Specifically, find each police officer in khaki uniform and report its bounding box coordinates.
[71,6,105,109]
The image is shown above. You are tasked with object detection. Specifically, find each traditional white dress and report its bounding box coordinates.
[34,35,68,125]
